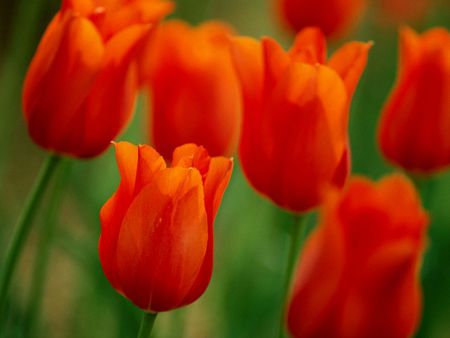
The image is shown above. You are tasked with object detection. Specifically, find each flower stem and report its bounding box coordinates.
[24,159,70,337]
[138,312,158,338]
[0,154,62,317]
[278,214,308,338]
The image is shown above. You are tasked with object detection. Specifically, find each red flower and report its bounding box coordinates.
[22,0,173,158]
[99,142,233,312]
[231,27,371,212]
[276,0,366,38]
[378,27,450,173]
[287,174,428,338]
[139,20,241,158]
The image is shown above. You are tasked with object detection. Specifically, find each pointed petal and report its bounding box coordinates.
[328,41,372,99]
[290,27,327,64]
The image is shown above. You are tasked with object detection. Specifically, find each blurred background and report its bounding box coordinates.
[0,0,449,337]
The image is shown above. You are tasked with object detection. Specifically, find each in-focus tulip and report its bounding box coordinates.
[139,20,241,158]
[99,142,233,312]
[287,174,428,338]
[276,0,366,38]
[378,27,450,173]
[231,27,371,212]
[23,0,173,158]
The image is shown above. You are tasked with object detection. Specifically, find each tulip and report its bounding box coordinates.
[99,142,233,312]
[231,27,371,212]
[378,27,450,173]
[22,0,173,158]
[287,174,428,338]
[139,20,241,158]
[276,0,366,38]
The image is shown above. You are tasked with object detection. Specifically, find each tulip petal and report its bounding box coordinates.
[181,155,233,305]
[266,63,348,211]
[116,167,208,311]
[262,37,291,91]
[230,36,264,107]
[287,219,345,337]
[101,0,174,39]
[72,24,150,157]
[290,26,327,64]
[328,41,372,99]
[23,13,104,152]
[99,142,139,289]
[134,144,166,194]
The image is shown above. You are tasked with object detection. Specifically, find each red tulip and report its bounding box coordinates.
[99,142,233,312]
[231,27,371,212]
[139,20,241,158]
[22,0,173,158]
[287,174,428,338]
[378,27,450,173]
[276,0,366,38]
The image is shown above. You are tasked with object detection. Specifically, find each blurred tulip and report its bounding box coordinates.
[287,174,428,338]
[99,142,233,312]
[22,0,173,158]
[377,0,432,24]
[231,27,371,212]
[378,27,450,173]
[276,0,366,38]
[139,20,241,158]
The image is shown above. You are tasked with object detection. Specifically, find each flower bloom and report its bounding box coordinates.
[139,20,241,158]
[99,142,233,312]
[22,0,173,158]
[231,27,371,212]
[378,27,450,173]
[287,174,428,338]
[276,0,366,38]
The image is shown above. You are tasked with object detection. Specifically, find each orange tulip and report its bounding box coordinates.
[231,27,371,212]
[99,142,233,312]
[276,0,366,38]
[287,174,428,338]
[139,20,241,158]
[22,0,173,158]
[378,27,450,173]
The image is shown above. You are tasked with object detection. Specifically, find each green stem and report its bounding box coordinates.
[278,214,308,338]
[0,154,62,318]
[24,160,70,337]
[137,312,158,338]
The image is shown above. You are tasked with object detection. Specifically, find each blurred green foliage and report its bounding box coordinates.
[0,0,449,337]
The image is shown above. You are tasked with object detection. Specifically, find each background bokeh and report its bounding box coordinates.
[0,0,449,337]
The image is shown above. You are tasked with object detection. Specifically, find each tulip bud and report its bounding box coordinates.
[378,27,450,173]
[287,174,428,338]
[99,142,233,312]
[230,27,371,212]
[23,0,174,158]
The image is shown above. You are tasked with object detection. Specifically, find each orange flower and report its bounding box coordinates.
[287,174,428,338]
[378,27,450,173]
[22,0,173,158]
[231,27,371,212]
[139,20,241,158]
[276,0,366,38]
[99,142,233,312]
